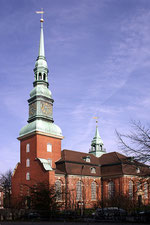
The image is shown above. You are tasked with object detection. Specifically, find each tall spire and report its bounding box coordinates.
[89,119,106,157]
[33,11,49,87]
[38,18,45,57]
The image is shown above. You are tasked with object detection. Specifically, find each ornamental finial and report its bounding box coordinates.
[93,116,99,125]
[36,8,44,22]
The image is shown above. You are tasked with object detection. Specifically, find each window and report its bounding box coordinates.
[47,143,52,152]
[26,172,30,181]
[129,180,133,199]
[55,180,62,201]
[91,181,96,200]
[136,168,140,173]
[48,158,52,167]
[0,200,1,205]
[0,192,1,197]
[39,73,42,80]
[108,181,115,199]
[83,156,90,162]
[43,73,46,80]
[144,183,148,199]
[91,167,96,174]
[26,159,30,167]
[137,182,141,191]
[76,181,82,201]
[26,144,30,153]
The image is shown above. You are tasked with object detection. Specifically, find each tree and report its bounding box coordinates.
[0,169,12,208]
[116,120,150,164]
[29,182,61,215]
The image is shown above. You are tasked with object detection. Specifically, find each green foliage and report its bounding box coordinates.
[30,182,61,212]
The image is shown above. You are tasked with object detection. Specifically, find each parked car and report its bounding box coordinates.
[93,207,126,221]
[139,210,150,222]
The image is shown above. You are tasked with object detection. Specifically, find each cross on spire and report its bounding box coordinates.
[93,116,99,125]
[36,8,44,22]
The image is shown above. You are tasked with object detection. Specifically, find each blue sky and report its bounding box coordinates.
[0,0,150,173]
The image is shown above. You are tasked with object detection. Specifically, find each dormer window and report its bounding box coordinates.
[91,167,96,174]
[136,168,140,173]
[83,156,91,163]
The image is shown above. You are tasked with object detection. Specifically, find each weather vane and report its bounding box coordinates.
[36,8,44,22]
[93,116,99,124]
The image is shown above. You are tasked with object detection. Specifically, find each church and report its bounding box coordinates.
[11,17,150,209]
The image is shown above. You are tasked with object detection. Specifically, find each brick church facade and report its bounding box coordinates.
[12,18,150,209]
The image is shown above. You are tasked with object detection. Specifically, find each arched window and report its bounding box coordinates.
[129,180,133,199]
[76,181,82,201]
[137,181,141,191]
[43,73,46,80]
[55,180,62,201]
[26,143,30,153]
[26,172,30,181]
[39,73,42,80]
[108,181,115,199]
[91,181,96,200]
[26,159,30,167]
[144,182,148,199]
[91,167,96,174]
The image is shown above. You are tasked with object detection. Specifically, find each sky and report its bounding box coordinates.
[0,0,150,173]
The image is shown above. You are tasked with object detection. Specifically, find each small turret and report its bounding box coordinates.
[89,124,106,157]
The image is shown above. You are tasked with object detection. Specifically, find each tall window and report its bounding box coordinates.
[129,180,133,199]
[137,182,141,191]
[144,182,148,199]
[91,181,96,200]
[39,73,42,80]
[55,180,62,201]
[76,181,82,201]
[26,172,30,181]
[26,159,30,167]
[47,143,52,152]
[108,181,115,199]
[26,144,30,153]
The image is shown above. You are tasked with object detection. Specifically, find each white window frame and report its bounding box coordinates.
[108,181,115,199]
[47,143,52,152]
[144,182,148,199]
[91,181,96,200]
[129,180,133,199]
[26,143,30,153]
[76,181,82,201]
[55,180,62,201]
[26,172,30,181]
[26,159,30,167]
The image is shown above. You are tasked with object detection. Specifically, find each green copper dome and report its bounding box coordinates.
[19,120,62,138]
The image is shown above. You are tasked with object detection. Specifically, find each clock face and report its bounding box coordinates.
[29,102,36,117]
[41,102,52,116]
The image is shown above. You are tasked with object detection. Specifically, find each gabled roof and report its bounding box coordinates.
[57,149,100,165]
[99,152,126,165]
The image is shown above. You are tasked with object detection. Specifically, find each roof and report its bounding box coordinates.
[55,150,150,178]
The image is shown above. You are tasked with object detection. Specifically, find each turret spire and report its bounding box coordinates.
[89,118,106,157]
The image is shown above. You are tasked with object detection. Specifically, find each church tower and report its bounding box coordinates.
[12,16,63,204]
[89,124,106,157]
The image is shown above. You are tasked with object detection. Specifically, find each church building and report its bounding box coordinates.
[12,17,150,209]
